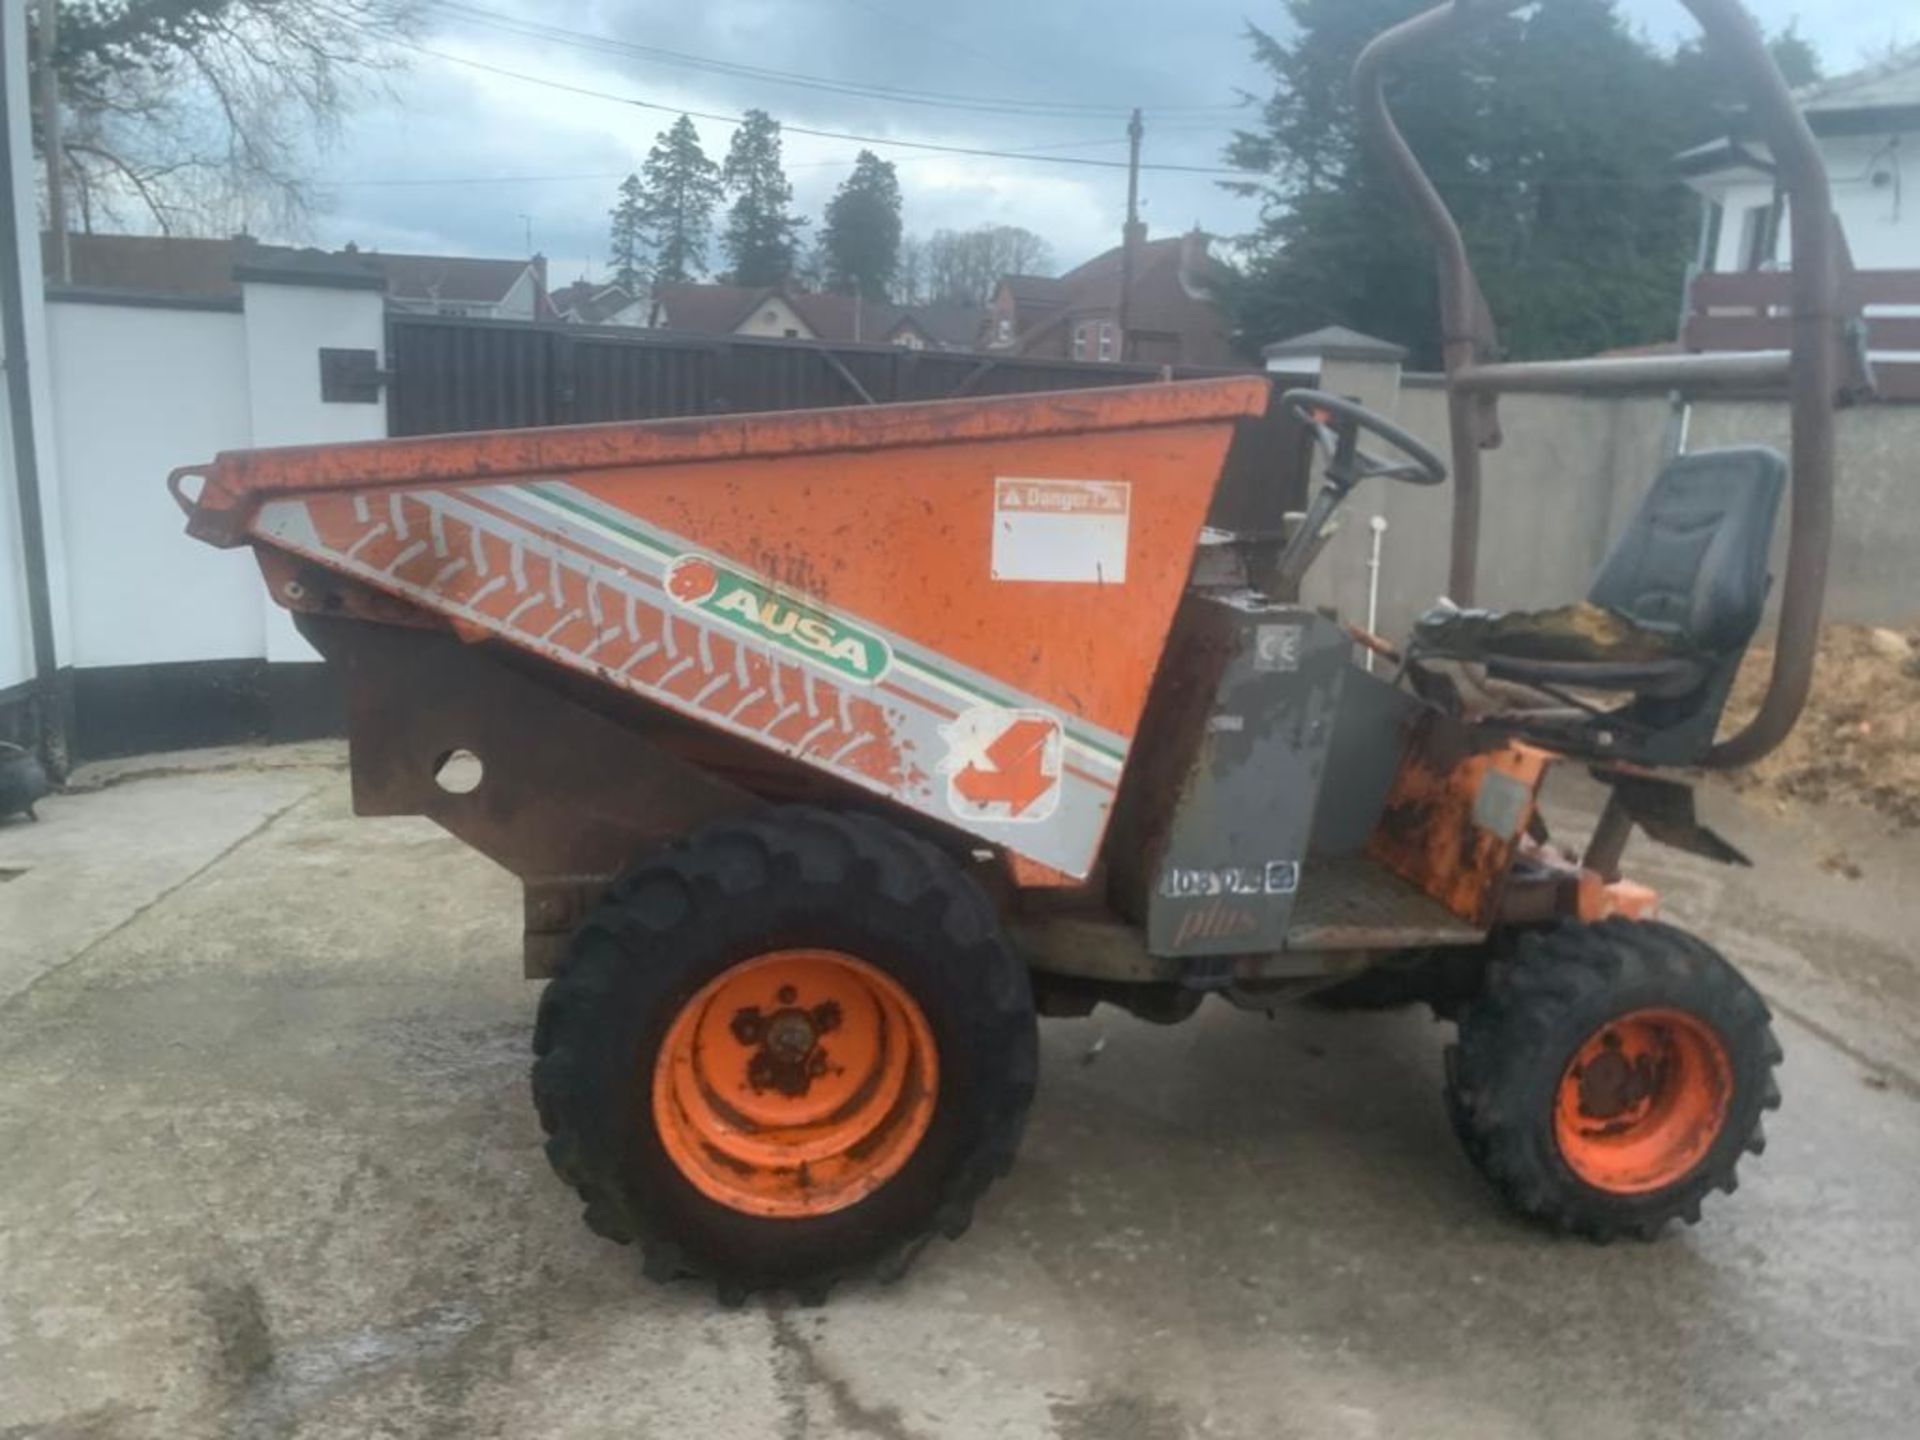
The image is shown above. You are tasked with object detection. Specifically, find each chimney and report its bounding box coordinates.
[1117,217,1146,364]
[1178,227,1209,293]
[1118,107,1145,363]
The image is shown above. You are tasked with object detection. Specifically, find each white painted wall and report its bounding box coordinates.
[47,301,260,667]
[0,372,27,694]
[1,0,65,694]
[496,267,539,321]
[1696,130,1919,274]
[1816,132,1916,271]
[43,274,387,672]
[240,280,386,660]
[734,295,813,339]
[0,3,33,696]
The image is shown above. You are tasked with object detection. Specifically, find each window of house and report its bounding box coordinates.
[996,316,1013,345]
[1699,200,1724,274]
[784,327,800,338]
[1736,200,1778,271]
[1098,322,1115,361]
[1072,324,1089,360]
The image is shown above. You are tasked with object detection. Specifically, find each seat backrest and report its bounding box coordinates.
[1587,446,1787,654]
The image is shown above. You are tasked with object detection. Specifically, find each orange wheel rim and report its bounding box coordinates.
[1553,1008,1732,1194]
[652,950,939,1218]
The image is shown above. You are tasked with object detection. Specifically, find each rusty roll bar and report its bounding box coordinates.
[1353,0,1839,769]
[1450,351,1793,395]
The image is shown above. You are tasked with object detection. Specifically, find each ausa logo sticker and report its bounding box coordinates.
[664,554,893,685]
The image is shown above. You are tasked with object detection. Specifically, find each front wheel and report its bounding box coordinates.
[532,807,1038,1302]
[1445,919,1781,1241]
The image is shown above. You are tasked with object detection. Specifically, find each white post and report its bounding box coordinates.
[1365,514,1388,672]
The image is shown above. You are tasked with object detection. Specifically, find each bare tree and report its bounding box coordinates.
[892,234,927,306]
[923,226,1053,307]
[34,0,419,237]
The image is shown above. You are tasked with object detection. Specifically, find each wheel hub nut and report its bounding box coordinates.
[767,1009,816,1058]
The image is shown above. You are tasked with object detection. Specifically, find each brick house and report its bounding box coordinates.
[356,249,553,321]
[983,226,1232,366]
[550,279,648,326]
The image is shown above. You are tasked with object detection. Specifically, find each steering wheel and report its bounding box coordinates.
[1282,388,1448,490]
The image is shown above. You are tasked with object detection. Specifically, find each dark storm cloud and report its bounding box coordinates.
[308,0,1266,275]
[306,0,1881,279]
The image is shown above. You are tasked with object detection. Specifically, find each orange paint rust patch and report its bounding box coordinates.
[1366,737,1554,927]
[1576,873,1661,922]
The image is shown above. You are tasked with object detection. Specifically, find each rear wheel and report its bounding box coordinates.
[1445,919,1780,1240]
[533,807,1037,1302]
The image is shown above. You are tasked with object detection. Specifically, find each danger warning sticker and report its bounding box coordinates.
[990,478,1130,584]
[941,706,1064,823]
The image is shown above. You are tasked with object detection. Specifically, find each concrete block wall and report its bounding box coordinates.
[1295,357,1918,640]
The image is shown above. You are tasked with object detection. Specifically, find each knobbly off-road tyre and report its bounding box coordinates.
[532,806,1037,1303]
[1445,919,1780,1241]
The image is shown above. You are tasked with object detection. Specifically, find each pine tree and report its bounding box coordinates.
[639,115,723,285]
[721,110,805,286]
[822,151,903,302]
[608,173,648,292]
[1220,0,1822,364]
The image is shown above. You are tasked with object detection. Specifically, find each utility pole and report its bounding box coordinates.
[36,0,68,284]
[1117,107,1143,364]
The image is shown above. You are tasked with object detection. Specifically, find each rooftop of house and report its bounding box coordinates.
[772,287,893,342]
[551,279,642,324]
[362,249,542,306]
[649,281,766,334]
[1797,44,1920,116]
[902,301,990,349]
[1678,45,1920,176]
[1057,232,1219,314]
[1003,230,1229,362]
[45,232,249,298]
[40,232,545,308]
[652,281,983,347]
[997,274,1070,306]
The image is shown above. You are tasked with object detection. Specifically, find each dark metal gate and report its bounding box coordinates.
[386,314,1250,433]
[383,314,1299,531]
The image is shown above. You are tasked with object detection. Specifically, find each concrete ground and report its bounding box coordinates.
[2,746,1917,1440]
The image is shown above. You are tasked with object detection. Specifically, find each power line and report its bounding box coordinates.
[326,132,1199,188]
[333,170,626,187]
[426,0,1250,120]
[387,38,1251,177]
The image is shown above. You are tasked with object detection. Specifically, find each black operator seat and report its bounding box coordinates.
[1411,447,1787,698]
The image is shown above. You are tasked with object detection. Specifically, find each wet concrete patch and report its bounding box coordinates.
[2,760,1918,1438]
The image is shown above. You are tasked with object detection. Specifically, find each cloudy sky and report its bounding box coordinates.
[305,1,1902,286]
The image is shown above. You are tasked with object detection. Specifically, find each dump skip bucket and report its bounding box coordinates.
[174,378,1269,876]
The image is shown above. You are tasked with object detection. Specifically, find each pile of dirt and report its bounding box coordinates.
[1720,623,1920,827]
